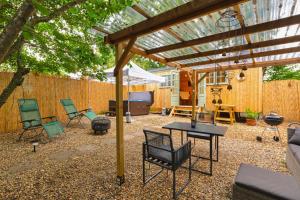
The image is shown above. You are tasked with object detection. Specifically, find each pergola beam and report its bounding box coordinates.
[130,46,181,68]
[195,57,300,73]
[147,14,300,54]
[166,35,300,62]
[182,46,300,67]
[105,0,248,44]
[114,37,136,76]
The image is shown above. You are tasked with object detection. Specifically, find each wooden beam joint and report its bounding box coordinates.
[114,37,136,76]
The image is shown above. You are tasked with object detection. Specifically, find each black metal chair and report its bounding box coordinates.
[187,114,219,175]
[143,129,191,199]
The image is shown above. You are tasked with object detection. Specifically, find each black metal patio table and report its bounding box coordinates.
[162,121,227,175]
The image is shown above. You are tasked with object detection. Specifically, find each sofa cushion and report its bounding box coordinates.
[234,163,300,200]
[294,151,300,164]
[289,144,300,155]
[289,129,300,145]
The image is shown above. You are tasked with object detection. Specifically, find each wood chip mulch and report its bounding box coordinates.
[0,115,290,199]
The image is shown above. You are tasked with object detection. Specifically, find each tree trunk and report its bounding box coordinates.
[0,67,30,109]
[0,1,34,64]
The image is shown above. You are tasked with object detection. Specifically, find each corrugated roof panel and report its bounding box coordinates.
[178,57,209,65]
[250,25,300,43]
[255,52,300,62]
[191,64,217,70]
[253,41,300,53]
[137,0,191,17]
[101,7,146,33]
[136,30,180,50]
[158,47,196,58]
[98,0,300,69]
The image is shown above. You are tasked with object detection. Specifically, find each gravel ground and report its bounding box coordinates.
[0,114,290,200]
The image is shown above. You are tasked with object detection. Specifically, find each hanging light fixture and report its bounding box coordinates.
[210,50,223,104]
[239,70,245,78]
[216,9,245,64]
[225,71,235,91]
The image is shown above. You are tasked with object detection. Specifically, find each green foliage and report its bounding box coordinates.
[245,108,258,119]
[1,0,136,80]
[132,55,164,70]
[264,65,300,81]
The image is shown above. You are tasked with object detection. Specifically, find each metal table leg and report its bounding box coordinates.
[209,135,213,175]
[181,130,183,145]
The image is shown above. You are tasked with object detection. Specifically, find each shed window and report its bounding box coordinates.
[160,75,173,87]
[206,71,228,85]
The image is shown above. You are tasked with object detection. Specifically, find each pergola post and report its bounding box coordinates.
[115,43,125,185]
[114,38,136,186]
[191,70,197,120]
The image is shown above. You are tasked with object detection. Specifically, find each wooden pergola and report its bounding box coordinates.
[96,0,300,184]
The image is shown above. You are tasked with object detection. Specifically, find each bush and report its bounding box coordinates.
[245,108,259,119]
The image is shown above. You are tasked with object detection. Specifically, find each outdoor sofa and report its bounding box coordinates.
[286,123,300,184]
[232,124,300,200]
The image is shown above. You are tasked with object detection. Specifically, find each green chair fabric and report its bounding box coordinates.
[18,99,42,129]
[84,110,97,120]
[60,98,97,127]
[43,121,64,138]
[18,98,64,140]
[60,99,79,119]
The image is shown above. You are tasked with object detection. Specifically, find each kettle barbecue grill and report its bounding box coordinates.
[256,112,284,142]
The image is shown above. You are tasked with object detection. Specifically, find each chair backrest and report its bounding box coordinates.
[60,99,78,119]
[18,99,42,129]
[143,129,174,163]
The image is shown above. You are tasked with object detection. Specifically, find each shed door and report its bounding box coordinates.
[198,73,206,107]
[171,72,179,106]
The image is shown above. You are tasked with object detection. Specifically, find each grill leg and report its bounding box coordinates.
[216,136,219,162]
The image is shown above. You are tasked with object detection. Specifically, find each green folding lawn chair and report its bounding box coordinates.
[60,98,97,127]
[18,99,64,141]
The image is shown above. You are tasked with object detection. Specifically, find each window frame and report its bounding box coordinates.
[206,71,228,85]
[160,74,174,88]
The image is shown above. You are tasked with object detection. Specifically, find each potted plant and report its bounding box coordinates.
[245,108,259,126]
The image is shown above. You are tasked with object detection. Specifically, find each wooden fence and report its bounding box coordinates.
[262,80,300,121]
[1,72,299,133]
[0,72,145,133]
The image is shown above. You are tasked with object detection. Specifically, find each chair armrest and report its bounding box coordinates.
[173,141,191,164]
[147,144,172,152]
[66,111,80,115]
[174,141,191,153]
[288,122,300,128]
[78,109,89,113]
[42,116,57,120]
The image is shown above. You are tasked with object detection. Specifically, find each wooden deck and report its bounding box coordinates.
[169,105,202,118]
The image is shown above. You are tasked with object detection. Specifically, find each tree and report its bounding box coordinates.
[132,55,164,70]
[0,0,135,108]
[264,65,300,81]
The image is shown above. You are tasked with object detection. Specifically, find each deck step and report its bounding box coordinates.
[169,105,203,117]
